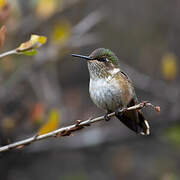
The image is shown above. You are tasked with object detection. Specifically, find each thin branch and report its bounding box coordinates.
[0,101,160,153]
[0,49,17,58]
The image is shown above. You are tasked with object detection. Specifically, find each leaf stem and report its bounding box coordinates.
[0,49,17,59]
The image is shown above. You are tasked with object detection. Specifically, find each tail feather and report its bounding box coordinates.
[137,110,150,135]
[116,109,150,135]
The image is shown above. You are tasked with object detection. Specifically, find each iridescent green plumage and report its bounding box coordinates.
[90,48,119,66]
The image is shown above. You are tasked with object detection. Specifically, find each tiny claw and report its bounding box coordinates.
[116,107,127,115]
[122,107,128,113]
[115,109,122,117]
[104,113,111,121]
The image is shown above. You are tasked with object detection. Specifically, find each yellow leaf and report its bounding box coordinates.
[38,108,60,135]
[0,0,6,9]
[38,36,47,44]
[29,35,47,47]
[161,53,178,81]
[16,34,47,54]
[51,19,71,45]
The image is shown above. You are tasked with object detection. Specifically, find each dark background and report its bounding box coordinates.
[0,0,180,179]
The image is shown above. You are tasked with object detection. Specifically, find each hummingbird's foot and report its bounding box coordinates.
[104,112,111,121]
[115,107,127,117]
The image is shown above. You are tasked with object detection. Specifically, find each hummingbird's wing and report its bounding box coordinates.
[119,70,132,82]
[114,71,150,135]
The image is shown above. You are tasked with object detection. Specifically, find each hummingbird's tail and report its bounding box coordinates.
[116,109,150,135]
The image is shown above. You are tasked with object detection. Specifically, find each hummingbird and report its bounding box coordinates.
[72,48,150,135]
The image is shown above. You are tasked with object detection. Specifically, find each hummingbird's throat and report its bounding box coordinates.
[87,61,120,79]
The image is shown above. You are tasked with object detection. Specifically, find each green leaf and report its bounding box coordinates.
[22,49,38,56]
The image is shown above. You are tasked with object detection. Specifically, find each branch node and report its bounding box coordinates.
[33,133,39,140]
[60,130,72,136]
[84,117,92,126]
[75,120,82,126]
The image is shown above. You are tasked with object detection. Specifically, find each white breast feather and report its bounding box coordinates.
[89,76,122,111]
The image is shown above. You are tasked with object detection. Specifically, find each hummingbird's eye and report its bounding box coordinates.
[98,57,107,62]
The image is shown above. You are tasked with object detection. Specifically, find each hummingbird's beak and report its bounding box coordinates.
[72,54,94,61]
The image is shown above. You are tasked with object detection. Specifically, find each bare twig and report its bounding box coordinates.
[0,102,160,153]
[0,49,17,58]
[0,47,36,59]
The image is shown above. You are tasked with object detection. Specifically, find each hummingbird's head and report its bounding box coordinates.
[72,48,120,79]
[89,48,119,65]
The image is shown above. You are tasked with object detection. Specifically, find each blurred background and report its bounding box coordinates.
[0,0,180,179]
